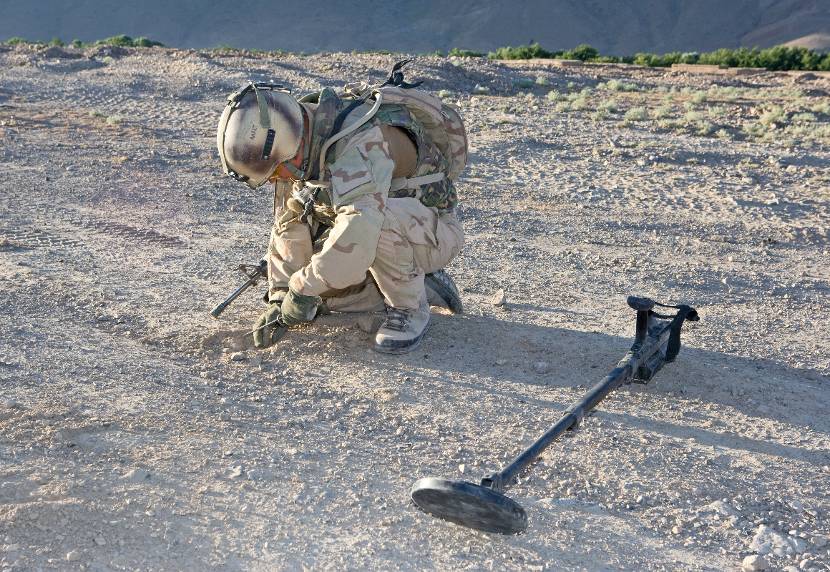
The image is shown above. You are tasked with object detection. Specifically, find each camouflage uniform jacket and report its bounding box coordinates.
[286,88,459,297]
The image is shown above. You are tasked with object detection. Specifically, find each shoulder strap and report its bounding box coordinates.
[315,91,384,184]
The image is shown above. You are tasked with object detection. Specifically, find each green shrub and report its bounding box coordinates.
[759,106,786,127]
[546,90,564,102]
[561,44,598,61]
[624,107,648,121]
[791,112,817,123]
[49,37,64,47]
[4,37,27,45]
[96,35,163,48]
[597,100,618,115]
[488,42,554,60]
[653,104,673,119]
[448,48,484,58]
[569,97,589,111]
[71,39,84,48]
[600,79,639,92]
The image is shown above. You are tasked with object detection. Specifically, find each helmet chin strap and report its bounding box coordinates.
[278,104,313,181]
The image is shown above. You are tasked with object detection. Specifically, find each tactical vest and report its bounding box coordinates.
[304,87,460,211]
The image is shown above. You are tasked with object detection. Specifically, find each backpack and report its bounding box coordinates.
[312,82,468,208]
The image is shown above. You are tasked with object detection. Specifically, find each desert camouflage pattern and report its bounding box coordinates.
[267,120,464,311]
[376,86,468,181]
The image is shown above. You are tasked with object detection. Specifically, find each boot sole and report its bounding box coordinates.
[424,273,463,314]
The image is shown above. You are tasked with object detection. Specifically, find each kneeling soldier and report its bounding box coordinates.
[216,75,466,354]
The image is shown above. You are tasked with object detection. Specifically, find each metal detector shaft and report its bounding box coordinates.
[482,317,675,492]
[411,296,698,534]
[210,260,267,319]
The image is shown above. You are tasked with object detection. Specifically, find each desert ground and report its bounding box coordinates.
[1,44,829,571]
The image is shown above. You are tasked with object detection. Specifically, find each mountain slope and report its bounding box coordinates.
[0,0,828,53]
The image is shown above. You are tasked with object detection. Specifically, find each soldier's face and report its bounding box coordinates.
[271,152,303,181]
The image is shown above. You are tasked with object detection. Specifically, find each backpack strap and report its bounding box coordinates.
[313,91,384,186]
[389,172,446,194]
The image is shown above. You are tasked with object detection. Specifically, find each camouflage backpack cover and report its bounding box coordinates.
[307,81,468,211]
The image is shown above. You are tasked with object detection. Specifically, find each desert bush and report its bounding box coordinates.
[684,110,705,123]
[96,35,163,47]
[513,78,535,89]
[690,91,708,104]
[597,99,618,114]
[3,37,27,45]
[759,106,786,127]
[653,104,673,119]
[546,90,564,102]
[810,101,830,115]
[569,97,590,111]
[695,121,716,136]
[488,42,554,60]
[791,112,817,123]
[600,79,639,92]
[561,44,599,61]
[624,107,648,121]
[535,75,550,86]
[448,48,484,58]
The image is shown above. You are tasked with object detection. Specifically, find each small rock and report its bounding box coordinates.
[230,465,244,478]
[495,358,507,366]
[742,554,768,571]
[66,549,81,561]
[533,361,550,374]
[229,351,247,362]
[671,525,682,535]
[458,463,465,474]
[1,399,22,409]
[811,535,827,548]
[799,559,815,571]
[490,289,506,306]
[122,468,152,483]
[472,84,490,95]
[93,536,106,546]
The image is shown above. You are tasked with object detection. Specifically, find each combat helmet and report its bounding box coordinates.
[216,82,305,189]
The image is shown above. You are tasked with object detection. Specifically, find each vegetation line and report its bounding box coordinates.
[3,35,829,71]
[484,43,830,72]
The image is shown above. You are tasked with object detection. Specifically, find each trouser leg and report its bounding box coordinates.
[370,198,465,311]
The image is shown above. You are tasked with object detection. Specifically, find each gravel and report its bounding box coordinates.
[0,43,828,571]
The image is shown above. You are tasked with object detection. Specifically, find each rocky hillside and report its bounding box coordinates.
[1,0,829,54]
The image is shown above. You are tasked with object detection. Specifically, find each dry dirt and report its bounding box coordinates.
[1,44,829,571]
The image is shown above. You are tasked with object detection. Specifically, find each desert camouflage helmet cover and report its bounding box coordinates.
[216,83,304,189]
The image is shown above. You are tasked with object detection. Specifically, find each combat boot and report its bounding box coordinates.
[374,296,431,354]
[424,269,463,314]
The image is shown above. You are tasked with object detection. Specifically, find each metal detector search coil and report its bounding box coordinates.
[411,295,699,534]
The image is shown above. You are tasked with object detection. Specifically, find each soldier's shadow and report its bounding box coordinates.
[344,310,830,468]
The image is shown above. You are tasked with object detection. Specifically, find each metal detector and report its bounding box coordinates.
[411,296,699,534]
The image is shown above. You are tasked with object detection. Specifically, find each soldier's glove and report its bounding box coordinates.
[252,302,287,349]
[280,288,321,326]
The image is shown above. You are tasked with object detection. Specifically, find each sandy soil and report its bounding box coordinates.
[1,44,829,571]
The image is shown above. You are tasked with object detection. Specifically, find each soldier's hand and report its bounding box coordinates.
[252,303,287,349]
[280,288,321,326]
